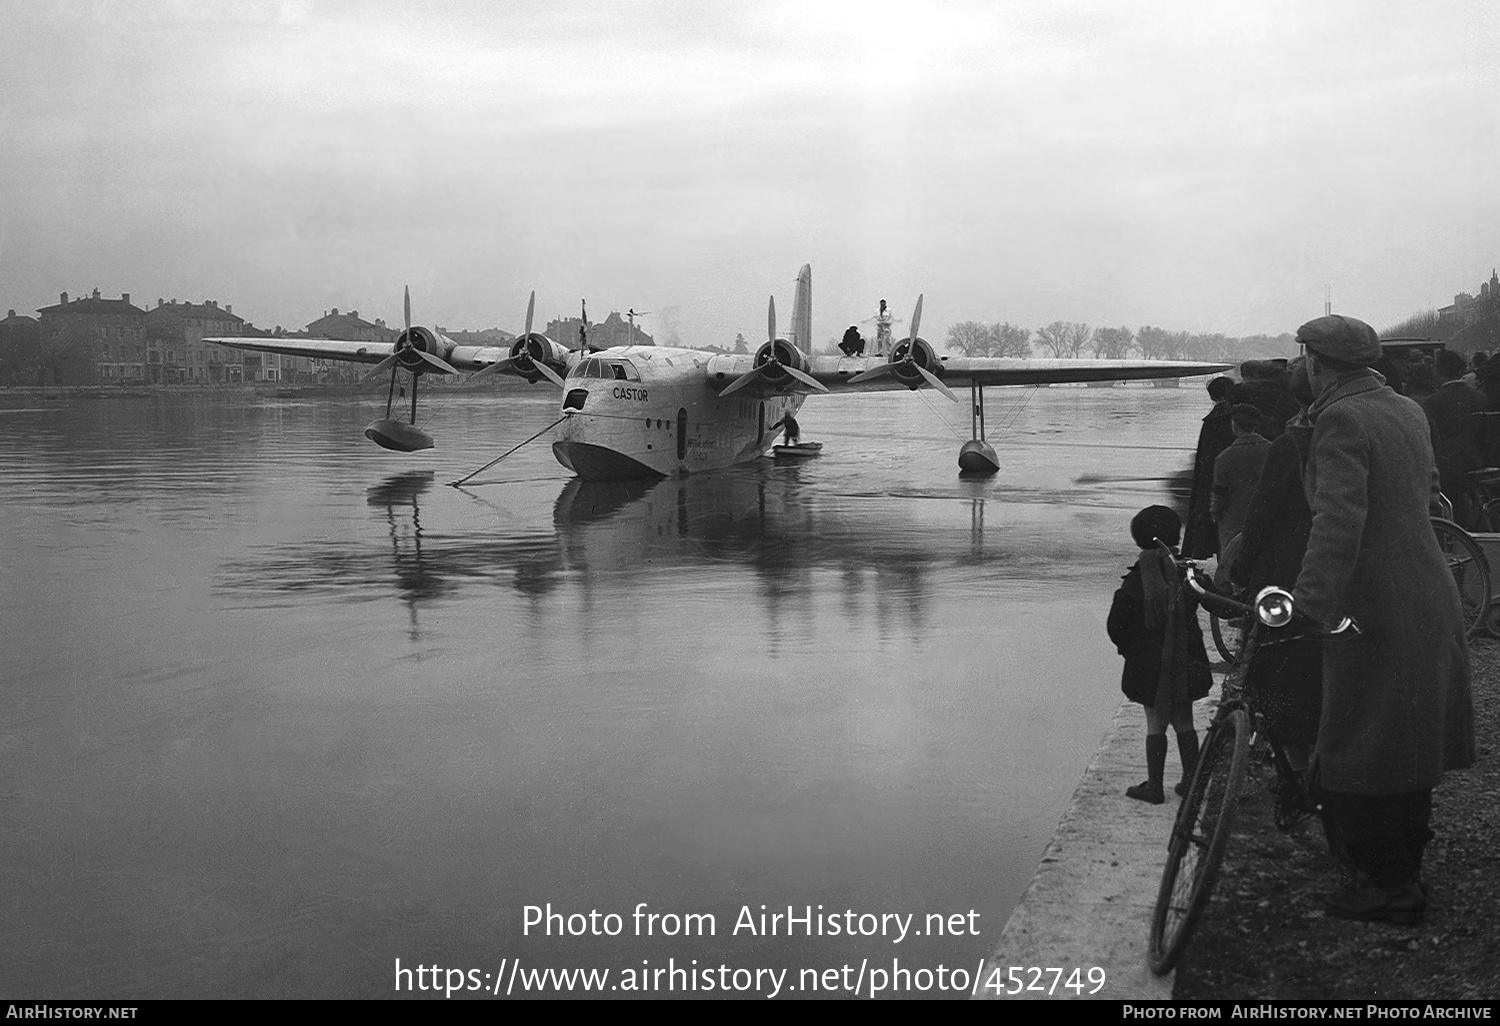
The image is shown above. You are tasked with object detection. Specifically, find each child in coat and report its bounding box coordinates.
[1106,505,1213,803]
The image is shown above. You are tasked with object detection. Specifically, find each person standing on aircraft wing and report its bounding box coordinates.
[874,299,894,357]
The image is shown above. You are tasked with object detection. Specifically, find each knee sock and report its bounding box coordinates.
[1145,734,1168,787]
[1176,730,1199,780]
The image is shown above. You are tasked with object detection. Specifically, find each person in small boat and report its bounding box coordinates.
[780,413,801,446]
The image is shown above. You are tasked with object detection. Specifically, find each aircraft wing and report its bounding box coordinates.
[202,336,513,371]
[804,355,1233,390]
[203,337,396,365]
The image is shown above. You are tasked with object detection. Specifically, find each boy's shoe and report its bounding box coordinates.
[1175,779,1190,797]
[1322,879,1426,925]
[1126,781,1165,805]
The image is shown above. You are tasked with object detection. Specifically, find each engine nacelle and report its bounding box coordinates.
[508,332,571,380]
[750,338,810,383]
[888,335,942,389]
[394,326,457,372]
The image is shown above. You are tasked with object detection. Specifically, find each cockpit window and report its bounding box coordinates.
[567,358,640,381]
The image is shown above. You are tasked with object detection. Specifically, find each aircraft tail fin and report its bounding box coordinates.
[790,264,812,351]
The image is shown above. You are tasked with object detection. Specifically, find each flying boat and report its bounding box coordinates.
[207,265,1229,479]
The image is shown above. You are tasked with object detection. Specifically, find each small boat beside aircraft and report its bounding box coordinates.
[772,441,823,459]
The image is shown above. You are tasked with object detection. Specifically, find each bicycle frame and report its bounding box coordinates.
[1148,555,1356,974]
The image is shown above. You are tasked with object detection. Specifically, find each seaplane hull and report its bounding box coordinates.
[553,368,804,478]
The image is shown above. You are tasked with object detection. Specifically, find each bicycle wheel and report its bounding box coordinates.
[1149,707,1251,975]
[1431,517,1492,638]
[1209,611,1248,665]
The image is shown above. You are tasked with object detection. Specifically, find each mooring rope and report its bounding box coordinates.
[991,385,1041,437]
[448,414,571,487]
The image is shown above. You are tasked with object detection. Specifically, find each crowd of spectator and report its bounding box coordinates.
[1115,320,1477,928]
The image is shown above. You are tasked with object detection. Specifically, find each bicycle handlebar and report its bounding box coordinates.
[1182,567,1359,638]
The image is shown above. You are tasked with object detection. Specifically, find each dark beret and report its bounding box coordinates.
[1130,504,1181,550]
[1296,315,1381,366]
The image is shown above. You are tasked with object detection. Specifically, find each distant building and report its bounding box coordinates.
[35,289,147,384]
[544,316,589,352]
[299,308,398,383]
[1440,269,1500,356]
[0,309,41,385]
[438,327,515,347]
[305,308,398,343]
[590,311,654,349]
[1439,269,1500,331]
[145,298,249,383]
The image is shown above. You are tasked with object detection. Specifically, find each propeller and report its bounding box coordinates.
[848,294,957,402]
[360,285,458,384]
[718,295,829,398]
[471,291,566,387]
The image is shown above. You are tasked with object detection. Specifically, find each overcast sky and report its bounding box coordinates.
[2,0,1496,347]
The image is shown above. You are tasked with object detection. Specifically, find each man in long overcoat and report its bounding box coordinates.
[1421,348,1487,516]
[1211,403,1272,563]
[1182,376,1236,558]
[1292,315,1475,925]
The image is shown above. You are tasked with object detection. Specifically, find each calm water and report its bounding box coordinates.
[0,383,1204,998]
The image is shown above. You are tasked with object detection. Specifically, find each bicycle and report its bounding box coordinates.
[1429,506,1492,638]
[1147,559,1353,976]
[1212,514,1490,652]
[1208,602,1246,666]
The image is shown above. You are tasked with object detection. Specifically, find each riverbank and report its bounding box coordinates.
[981,638,1498,1001]
[1173,636,1500,1000]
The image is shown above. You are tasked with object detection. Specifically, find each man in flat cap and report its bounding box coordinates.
[1292,314,1474,924]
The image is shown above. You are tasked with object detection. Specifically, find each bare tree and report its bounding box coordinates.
[1190,333,1235,362]
[990,322,1032,358]
[1090,325,1134,360]
[945,320,992,357]
[1033,321,1071,358]
[1063,322,1092,358]
[1159,331,1192,361]
[1135,325,1170,359]
[1383,309,1446,340]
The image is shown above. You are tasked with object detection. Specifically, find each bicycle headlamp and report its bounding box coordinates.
[1254,587,1295,628]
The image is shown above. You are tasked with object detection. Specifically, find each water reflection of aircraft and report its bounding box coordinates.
[220,468,1061,643]
[366,469,447,638]
[208,266,1228,478]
